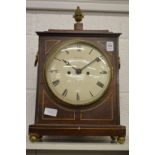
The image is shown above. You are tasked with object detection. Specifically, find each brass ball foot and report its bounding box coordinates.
[29,133,42,142]
[117,136,125,144]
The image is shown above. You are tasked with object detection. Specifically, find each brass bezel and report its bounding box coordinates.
[43,39,113,107]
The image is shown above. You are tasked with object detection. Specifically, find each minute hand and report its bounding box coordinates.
[80,57,99,71]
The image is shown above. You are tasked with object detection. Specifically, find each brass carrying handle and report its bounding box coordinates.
[118,57,121,69]
[34,51,39,67]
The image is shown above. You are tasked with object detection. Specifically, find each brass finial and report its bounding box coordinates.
[73,6,84,23]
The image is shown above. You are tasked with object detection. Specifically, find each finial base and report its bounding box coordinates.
[74,23,83,30]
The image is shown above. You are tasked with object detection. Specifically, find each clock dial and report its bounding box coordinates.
[45,41,112,106]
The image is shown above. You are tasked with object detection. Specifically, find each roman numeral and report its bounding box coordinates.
[96,56,103,62]
[89,48,94,55]
[76,92,80,101]
[62,89,68,97]
[89,91,94,97]
[100,71,107,74]
[65,50,69,54]
[77,44,81,51]
[54,57,61,61]
[52,80,60,86]
[96,81,104,88]
[50,69,58,73]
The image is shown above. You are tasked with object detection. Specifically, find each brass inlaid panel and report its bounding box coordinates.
[45,40,61,55]
[80,93,113,120]
[42,90,75,120]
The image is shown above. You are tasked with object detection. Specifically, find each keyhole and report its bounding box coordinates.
[86,72,90,75]
[67,71,71,74]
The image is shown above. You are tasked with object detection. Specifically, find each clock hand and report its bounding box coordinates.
[62,59,77,70]
[62,59,83,75]
[62,57,101,75]
[80,57,100,71]
[62,59,70,65]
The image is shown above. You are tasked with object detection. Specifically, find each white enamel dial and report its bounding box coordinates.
[45,41,112,106]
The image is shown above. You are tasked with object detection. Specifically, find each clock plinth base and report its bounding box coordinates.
[29,124,126,143]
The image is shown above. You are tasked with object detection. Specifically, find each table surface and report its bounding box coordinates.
[26,136,129,151]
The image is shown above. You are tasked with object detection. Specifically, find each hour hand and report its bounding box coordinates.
[62,59,77,70]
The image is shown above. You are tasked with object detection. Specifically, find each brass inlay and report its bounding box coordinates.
[45,40,61,55]
[80,93,114,120]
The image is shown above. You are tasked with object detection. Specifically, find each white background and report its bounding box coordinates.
[0,0,155,155]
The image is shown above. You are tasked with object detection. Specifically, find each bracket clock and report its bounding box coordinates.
[29,6,126,144]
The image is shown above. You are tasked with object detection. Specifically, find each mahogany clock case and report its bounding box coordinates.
[29,30,126,140]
